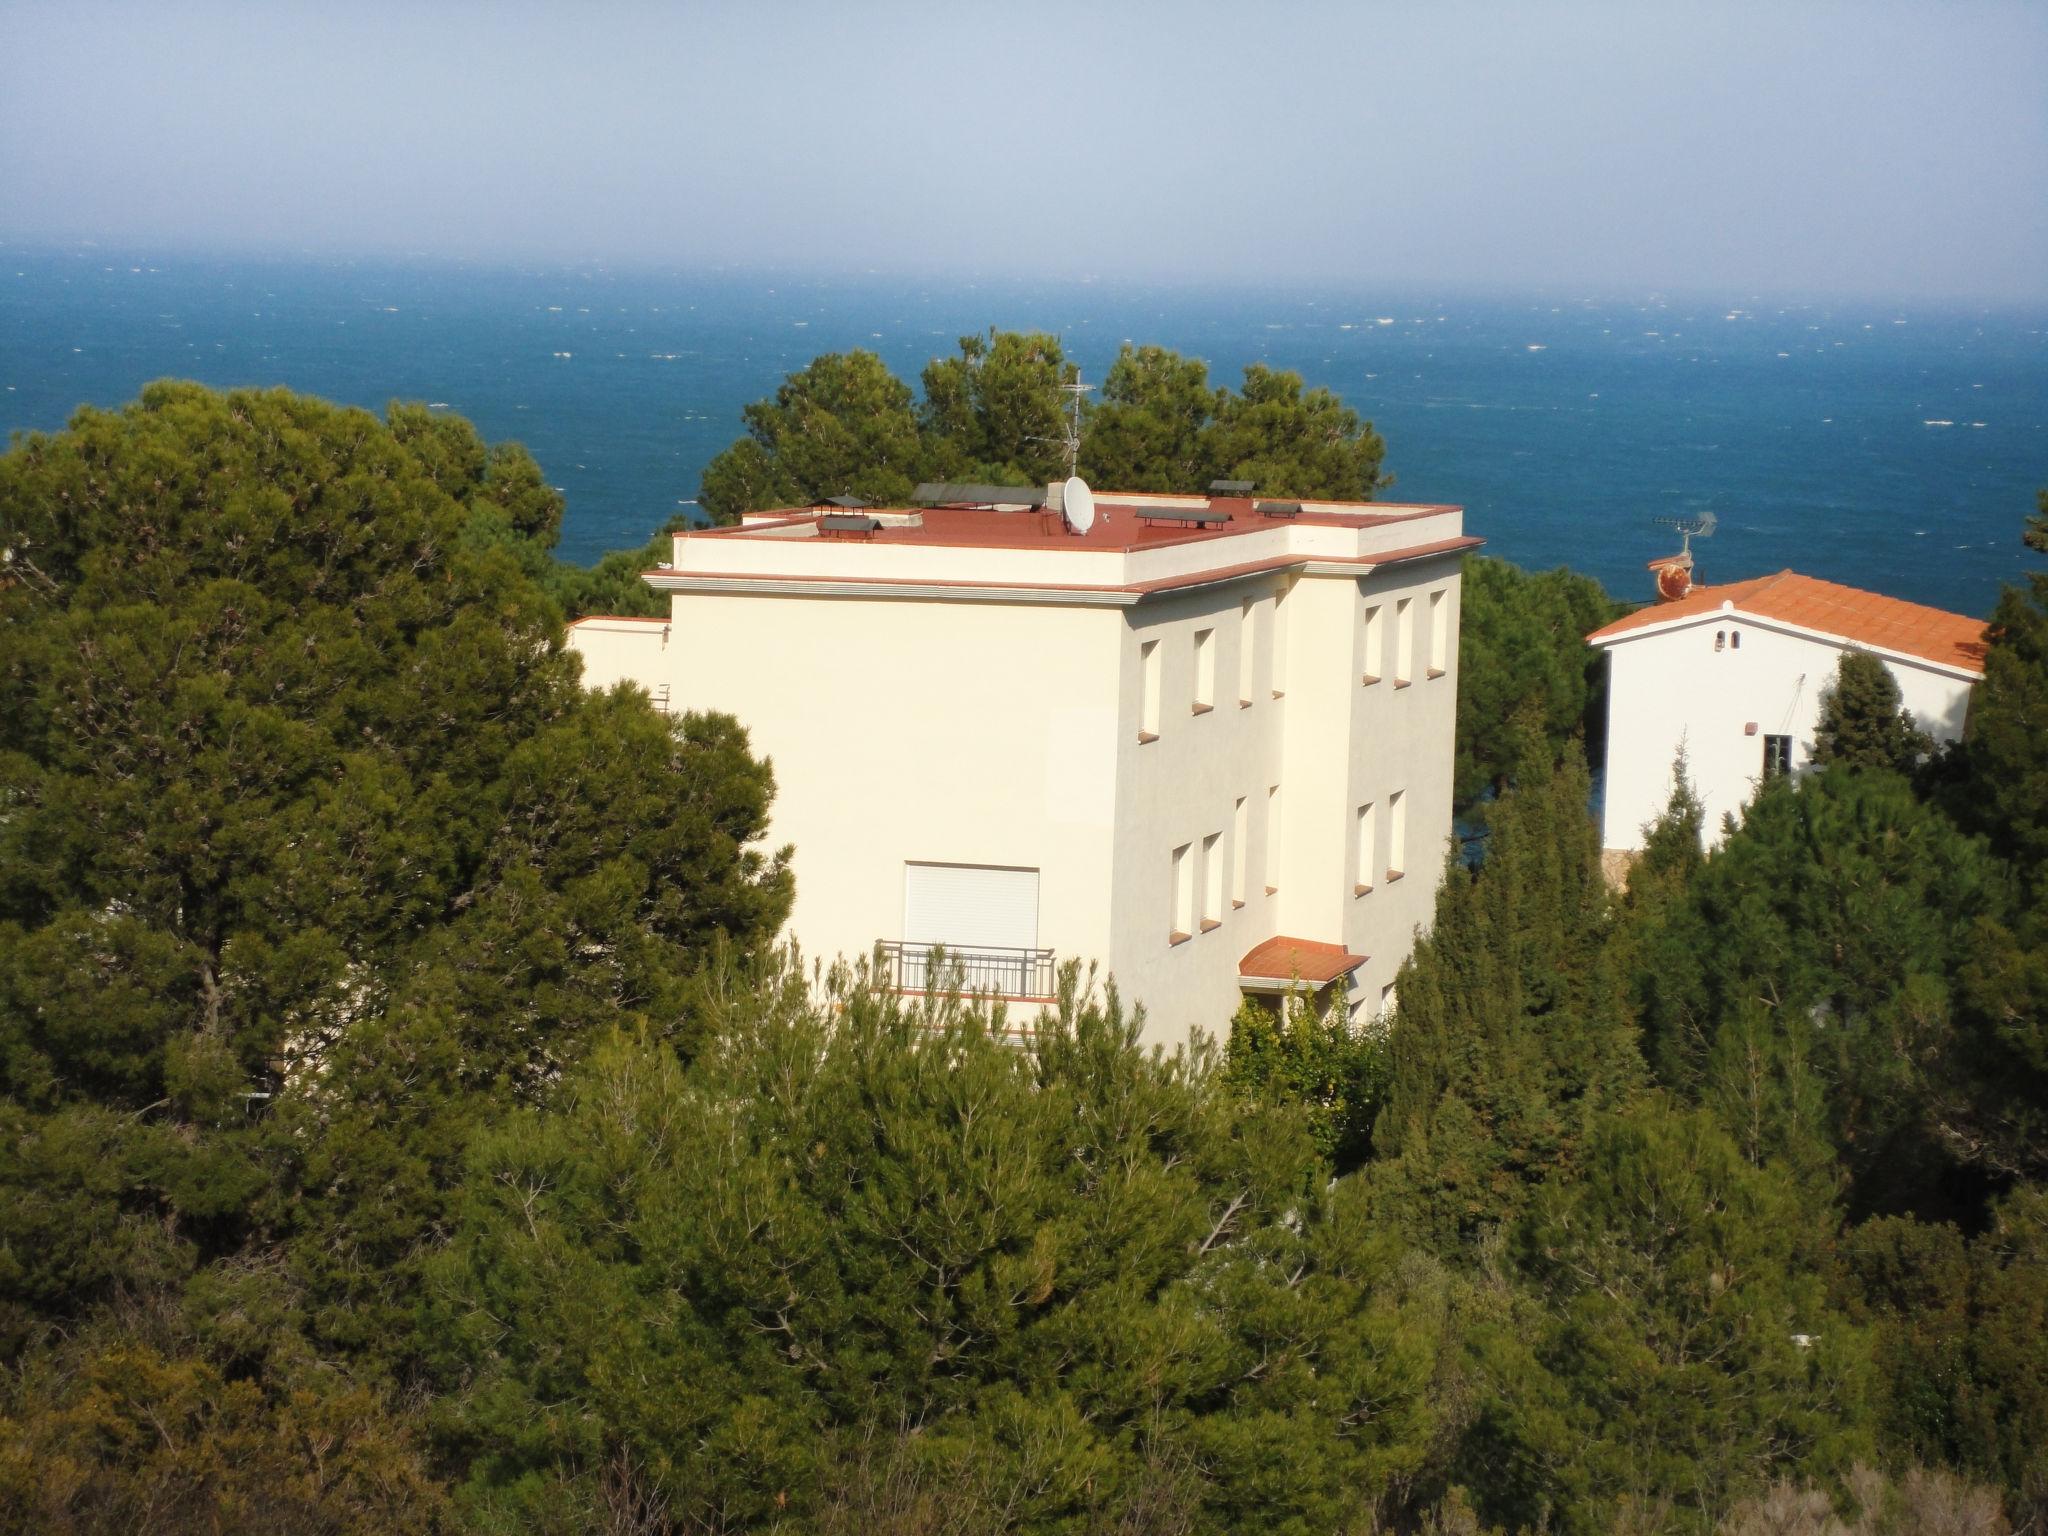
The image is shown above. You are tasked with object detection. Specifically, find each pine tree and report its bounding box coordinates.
[1812,649,1933,775]
[1369,740,1644,1252]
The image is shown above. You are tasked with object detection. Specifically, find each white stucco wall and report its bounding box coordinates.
[565,506,1469,1049]
[1597,612,1976,853]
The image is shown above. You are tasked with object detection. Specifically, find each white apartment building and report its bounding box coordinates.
[570,481,1477,1048]
[1587,558,1985,860]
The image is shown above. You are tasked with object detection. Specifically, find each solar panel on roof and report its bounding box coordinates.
[1256,499,1303,516]
[819,514,882,533]
[912,482,1048,507]
[1209,478,1255,495]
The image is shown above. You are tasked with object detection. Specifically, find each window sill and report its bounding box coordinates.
[1169,931,1191,947]
[1392,678,1412,690]
[1191,702,1214,716]
[1270,689,1285,700]
[1426,666,1446,679]
[1384,869,1406,883]
[1238,698,1253,709]
[1137,730,1159,744]
[1362,674,1381,686]
[1264,884,1279,896]
[1199,918,1221,934]
[1353,883,1373,898]
[1231,899,1246,911]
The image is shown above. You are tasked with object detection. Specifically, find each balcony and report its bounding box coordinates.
[877,940,1056,1002]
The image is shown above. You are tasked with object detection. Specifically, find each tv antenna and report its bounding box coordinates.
[1653,509,1717,557]
[1030,369,1094,478]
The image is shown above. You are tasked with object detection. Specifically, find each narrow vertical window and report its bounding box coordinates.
[1394,597,1413,685]
[1264,784,1283,893]
[1231,796,1248,908]
[1763,734,1793,779]
[1428,589,1448,677]
[1201,832,1223,929]
[1380,981,1398,1020]
[1355,802,1375,894]
[1362,602,1383,684]
[1387,788,1407,878]
[1193,628,1216,713]
[1237,596,1256,705]
[1139,638,1161,741]
[1715,630,1726,652]
[1170,842,1193,942]
[1271,584,1289,697]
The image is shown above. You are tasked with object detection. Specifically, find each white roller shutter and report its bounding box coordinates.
[902,863,1040,951]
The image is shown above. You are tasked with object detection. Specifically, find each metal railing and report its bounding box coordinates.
[877,940,1056,1001]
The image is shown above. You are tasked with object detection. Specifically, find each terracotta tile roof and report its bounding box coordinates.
[1586,570,1987,676]
[1238,936,1369,987]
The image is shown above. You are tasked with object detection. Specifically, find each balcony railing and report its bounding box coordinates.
[877,940,1056,1001]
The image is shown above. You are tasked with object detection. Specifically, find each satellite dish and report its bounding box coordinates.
[1063,475,1096,535]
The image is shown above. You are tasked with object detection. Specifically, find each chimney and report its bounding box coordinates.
[1647,552,1694,602]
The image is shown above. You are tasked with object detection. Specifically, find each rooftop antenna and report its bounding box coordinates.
[1030,369,1094,479]
[1653,509,1717,557]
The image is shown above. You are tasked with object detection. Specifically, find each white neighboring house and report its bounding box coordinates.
[568,482,1478,1049]
[1587,560,1986,859]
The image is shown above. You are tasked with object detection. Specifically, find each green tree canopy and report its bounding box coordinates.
[0,383,792,1367]
[1812,649,1933,776]
[1454,556,1624,807]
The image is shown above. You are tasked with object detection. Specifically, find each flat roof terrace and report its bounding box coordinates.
[646,493,1479,606]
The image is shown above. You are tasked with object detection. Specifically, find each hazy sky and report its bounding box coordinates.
[4,1,2044,298]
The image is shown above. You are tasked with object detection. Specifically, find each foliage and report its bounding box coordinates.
[431,960,1454,1534]
[1812,650,1933,776]
[1453,557,1624,808]
[1223,989,1390,1172]
[1369,742,1642,1251]
[1842,1189,2048,1516]
[1472,1107,1871,1535]
[1718,1463,2012,1536]
[0,383,791,1376]
[698,349,925,523]
[919,329,1078,486]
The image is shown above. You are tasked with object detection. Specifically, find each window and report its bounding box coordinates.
[1394,596,1413,685]
[1231,796,1248,907]
[1362,602,1383,683]
[1715,630,1726,652]
[1380,981,1398,1020]
[1355,802,1375,895]
[1201,832,1223,929]
[1170,842,1193,942]
[1271,584,1289,696]
[1139,638,1161,741]
[1193,628,1216,713]
[1763,734,1793,779]
[1428,589,1448,677]
[1264,784,1283,893]
[900,863,1042,995]
[1731,629,1742,650]
[1237,597,1256,705]
[1386,788,1407,879]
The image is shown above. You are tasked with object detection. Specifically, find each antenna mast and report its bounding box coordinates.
[1057,370,1093,478]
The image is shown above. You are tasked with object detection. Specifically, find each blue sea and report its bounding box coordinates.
[4,246,2043,616]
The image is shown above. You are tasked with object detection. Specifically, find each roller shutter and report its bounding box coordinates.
[902,863,1040,951]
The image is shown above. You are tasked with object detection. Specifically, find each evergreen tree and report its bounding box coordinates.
[1632,768,2002,1213]
[0,383,792,1372]
[1811,649,1933,775]
[919,328,1077,485]
[1223,989,1389,1172]
[1454,556,1624,808]
[1369,741,1643,1252]
[1472,1108,1873,1535]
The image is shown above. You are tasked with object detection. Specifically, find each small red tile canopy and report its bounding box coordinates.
[1238,935,1369,991]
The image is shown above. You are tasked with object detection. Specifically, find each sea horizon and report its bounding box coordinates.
[6,240,2043,615]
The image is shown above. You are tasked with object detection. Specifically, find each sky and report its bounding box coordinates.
[3,0,2044,299]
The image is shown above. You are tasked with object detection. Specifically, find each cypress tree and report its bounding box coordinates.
[1812,649,1933,776]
